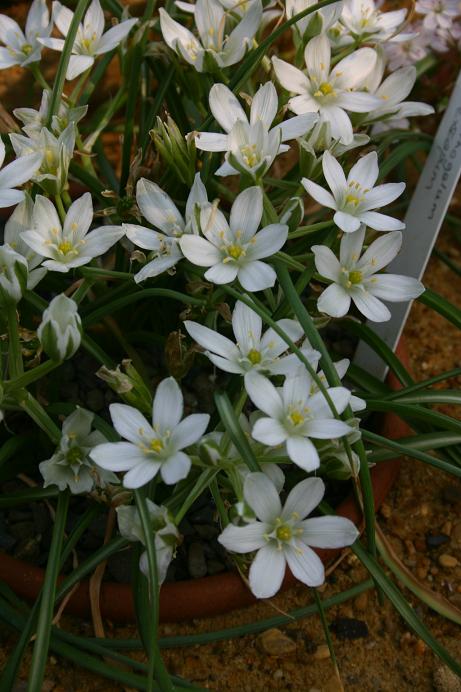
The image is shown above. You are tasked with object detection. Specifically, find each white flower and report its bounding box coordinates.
[415,0,460,31]
[363,50,434,130]
[302,150,406,233]
[179,186,287,292]
[117,500,179,583]
[312,226,425,321]
[272,34,381,144]
[21,192,124,273]
[194,82,316,178]
[14,89,87,138]
[340,0,406,42]
[10,124,75,195]
[123,173,208,283]
[37,294,82,362]
[246,370,352,472]
[0,138,42,209]
[90,377,210,488]
[0,244,28,305]
[39,0,138,80]
[39,408,118,495]
[185,299,320,381]
[309,358,366,413]
[286,0,343,38]
[159,0,262,73]
[0,0,52,69]
[218,473,358,598]
[4,195,46,289]
[383,27,429,70]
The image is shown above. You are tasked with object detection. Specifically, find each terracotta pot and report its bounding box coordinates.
[0,341,411,623]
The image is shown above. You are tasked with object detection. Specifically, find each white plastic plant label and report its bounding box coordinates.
[354,69,461,380]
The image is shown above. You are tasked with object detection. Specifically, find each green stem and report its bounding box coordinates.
[27,491,70,692]
[46,0,91,125]
[288,221,334,240]
[29,62,50,90]
[14,389,61,444]
[5,359,59,392]
[134,490,173,692]
[6,303,23,378]
[54,194,67,223]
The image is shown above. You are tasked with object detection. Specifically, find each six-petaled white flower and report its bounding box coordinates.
[90,377,210,488]
[39,0,138,80]
[194,82,317,178]
[302,150,406,233]
[184,299,320,382]
[14,89,88,138]
[340,0,407,43]
[117,500,180,583]
[312,226,425,321]
[179,186,288,292]
[123,173,208,283]
[246,370,352,472]
[39,408,118,495]
[159,0,262,73]
[21,192,124,273]
[218,473,359,598]
[272,34,381,144]
[0,0,52,70]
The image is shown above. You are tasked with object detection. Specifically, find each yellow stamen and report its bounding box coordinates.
[290,410,304,426]
[150,438,163,453]
[58,241,73,254]
[276,525,292,541]
[247,349,261,365]
[348,270,363,285]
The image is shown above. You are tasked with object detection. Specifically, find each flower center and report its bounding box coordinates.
[348,270,363,285]
[58,241,73,255]
[66,446,83,465]
[240,144,260,168]
[276,524,292,542]
[318,82,334,95]
[345,193,361,206]
[227,244,244,260]
[22,43,33,55]
[289,409,304,426]
[247,348,261,365]
[150,438,163,453]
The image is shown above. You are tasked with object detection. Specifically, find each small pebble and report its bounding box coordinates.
[331,617,369,640]
[313,644,330,660]
[273,670,284,680]
[354,592,368,611]
[438,554,459,569]
[434,665,461,692]
[451,521,461,546]
[426,533,450,549]
[256,628,297,656]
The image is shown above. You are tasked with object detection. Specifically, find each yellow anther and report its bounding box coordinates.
[348,270,363,285]
[290,410,304,426]
[227,244,243,259]
[318,82,334,95]
[58,240,73,254]
[345,193,361,206]
[150,438,163,453]
[22,43,33,55]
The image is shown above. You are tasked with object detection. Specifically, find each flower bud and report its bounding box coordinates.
[37,294,82,362]
[0,245,28,306]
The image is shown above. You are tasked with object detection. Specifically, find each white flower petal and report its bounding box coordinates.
[245,371,284,419]
[90,441,144,471]
[109,403,153,444]
[96,18,138,54]
[358,231,402,273]
[348,151,379,190]
[301,516,359,548]
[333,47,377,89]
[232,300,262,353]
[82,225,124,257]
[274,113,317,142]
[251,417,288,446]
[339,225,365,266]
[249,224,288,260]
[205,261,239,284]
[153,377,183,432]
[209,83,247,132]
[63,192,92,239]
[362,182,405,210]
[284,541,324,587]
[305,418,351,439]
[179,235,222,266]
[66,55,94,80]
[249,544,286,598]
[350,288,391,322]
[194,132,229,152]
[250,82,278,129]
[282,476,325,521]
[123,461,159,489]
[238,260,276,292]
[230,187,263,242]
[305,34,331,84]
[184,320,239,359]
[302,179,336,210]
[218,522,269,553]
[366,274,424,302]
[312,245,341,281]
[136,178,184,234]
[322,151,347,200]
[272,56,310,94]
[359,211,405,231]
[333,210,361,233]
[318,283,351,318]
[286,436,320,471]
[160,450,191,484]
[244,472,281,521]
[170,413,210,449]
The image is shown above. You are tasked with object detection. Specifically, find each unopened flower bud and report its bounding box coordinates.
[37,294,82,362]
[0,245,28,306]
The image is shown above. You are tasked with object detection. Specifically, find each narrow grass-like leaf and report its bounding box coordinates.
[418,289,461,330]
[46,0,91,125]
[27,491,70,692]
[214,391,260,472]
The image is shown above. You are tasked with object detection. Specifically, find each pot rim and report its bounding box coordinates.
[0,341,411,623]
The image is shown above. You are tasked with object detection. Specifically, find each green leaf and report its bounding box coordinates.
[418,289,461,330]
[214,391,260,472]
